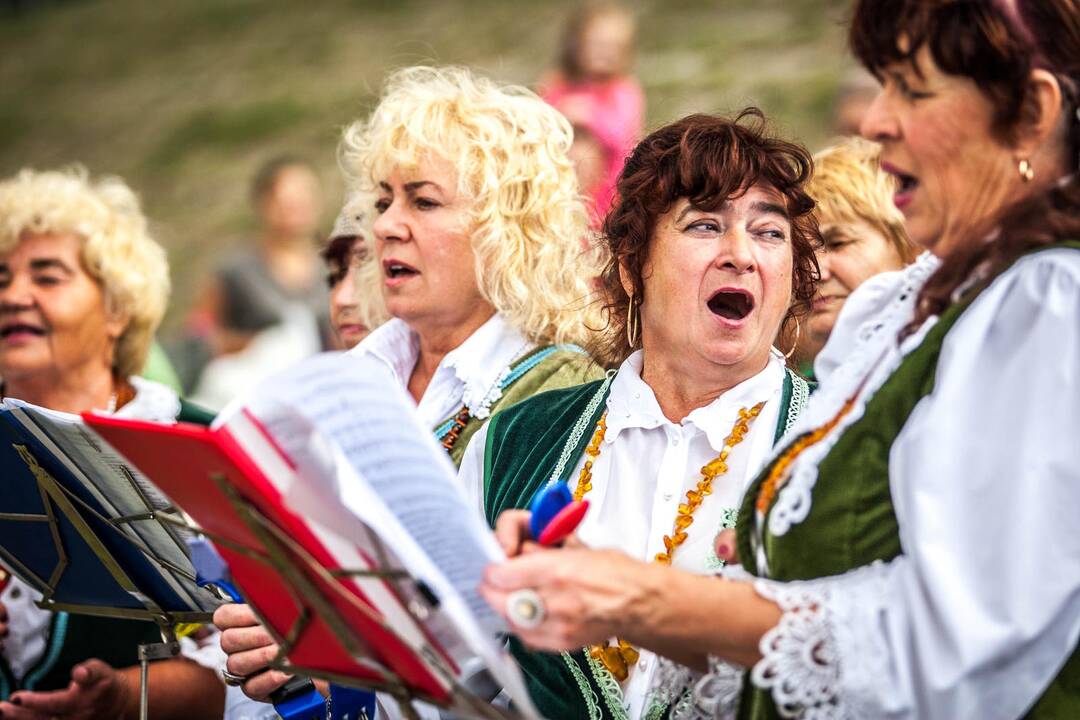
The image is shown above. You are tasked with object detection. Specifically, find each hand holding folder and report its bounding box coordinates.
[87,353,541,720]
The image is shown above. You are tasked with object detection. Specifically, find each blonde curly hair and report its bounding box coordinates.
[0,167,169,379]
[339,65,603,348]
[809,137,916,263]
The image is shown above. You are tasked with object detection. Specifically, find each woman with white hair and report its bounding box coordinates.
[0,167,223,718]
[213,65,605,713]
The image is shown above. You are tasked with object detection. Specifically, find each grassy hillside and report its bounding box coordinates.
[0,0,853,332]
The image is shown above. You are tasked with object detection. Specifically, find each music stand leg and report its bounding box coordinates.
[137,640,180,720]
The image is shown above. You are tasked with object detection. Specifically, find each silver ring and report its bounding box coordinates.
[505,589,545,629]
[221,669,248,687]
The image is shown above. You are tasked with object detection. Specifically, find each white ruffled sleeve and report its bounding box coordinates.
[747,249,1080,719]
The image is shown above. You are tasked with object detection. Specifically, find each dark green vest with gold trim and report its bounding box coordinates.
[482,367,811,719]
[738,243,1080,720]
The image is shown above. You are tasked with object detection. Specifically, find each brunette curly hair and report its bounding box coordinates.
[595,109,821,366]
[850,0,1080,332]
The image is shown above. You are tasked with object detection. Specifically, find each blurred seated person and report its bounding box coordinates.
[541,1,644,224]
[832,68,879,137]
[177,156,331,392]
[0,167,223,719]
[796,137,916,377]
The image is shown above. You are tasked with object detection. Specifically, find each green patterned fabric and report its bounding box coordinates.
[482,368,809,720]
[442,346,602,467]
[738,243,1080,720]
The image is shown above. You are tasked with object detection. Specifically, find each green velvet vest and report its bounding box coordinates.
[738,243,1080,720]
[482,368,811,720]
[436,345,604,468]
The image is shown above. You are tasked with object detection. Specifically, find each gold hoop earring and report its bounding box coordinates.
[784,317,801,361]
[1018,158,1035,182]
[626,294,640,349]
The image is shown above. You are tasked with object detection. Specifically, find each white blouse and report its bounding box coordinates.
[461,349,790,719]
[348,314,534,427]
[675,248,1080,719]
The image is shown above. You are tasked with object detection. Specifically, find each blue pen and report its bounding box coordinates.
[528,483,589,546]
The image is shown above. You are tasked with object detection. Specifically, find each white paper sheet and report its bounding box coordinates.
[233,352,538,719]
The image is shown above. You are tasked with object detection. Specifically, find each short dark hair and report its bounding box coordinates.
[320,234,361,288]
[250,155,316,204]
[595,109,821,365]
[850,0,1080,333]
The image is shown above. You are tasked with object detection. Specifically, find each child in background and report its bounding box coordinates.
[540,2,644,226]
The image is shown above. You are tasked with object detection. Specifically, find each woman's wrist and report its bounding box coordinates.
[620,569,781,668]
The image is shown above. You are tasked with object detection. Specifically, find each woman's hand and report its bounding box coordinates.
[480,545,662,653]
[214,603,294,703]
[0,659,130,719]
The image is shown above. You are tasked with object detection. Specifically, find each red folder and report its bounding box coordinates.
[85,410,457,702]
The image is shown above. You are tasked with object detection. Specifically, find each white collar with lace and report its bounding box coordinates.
[604,349,787,453]
[758,252,941,560]
[349,314,533,420]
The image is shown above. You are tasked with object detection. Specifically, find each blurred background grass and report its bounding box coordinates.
[0,0,854,335]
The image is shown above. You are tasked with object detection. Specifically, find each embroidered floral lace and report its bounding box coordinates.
[750,563,895,719]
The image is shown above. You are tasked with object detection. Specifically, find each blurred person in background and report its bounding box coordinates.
[793,137,916,377]
[185,156,331,409]
[541,1,644,226]
[832,68,880,136]
[0,167,223,719]
[321,193,383,350]
[214,65,606,718]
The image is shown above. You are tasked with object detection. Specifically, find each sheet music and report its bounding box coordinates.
[239,353,506,632]
[234,352,539,719]
[2,400,219,613]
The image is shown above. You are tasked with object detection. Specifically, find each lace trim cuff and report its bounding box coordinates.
[750,564,894,719]
[649,656,743,720]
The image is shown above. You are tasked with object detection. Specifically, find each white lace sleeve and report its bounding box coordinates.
[649,655,744,720]
[750,563,894,720]
[747,251,1080,720]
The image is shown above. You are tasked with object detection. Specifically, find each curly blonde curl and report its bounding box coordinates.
[339,65,603,348]
[0,167,169,379]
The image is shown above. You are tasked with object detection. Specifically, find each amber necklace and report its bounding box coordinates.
[573,400,766,681]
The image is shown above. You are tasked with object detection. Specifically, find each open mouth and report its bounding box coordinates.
[882,162,918,207]
[382,259,419,279]
[0,323,46,339]
[707,289,755,321]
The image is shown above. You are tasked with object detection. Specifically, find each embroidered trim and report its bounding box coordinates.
[763,253,940,541]
[544,370,617,487]
[784,369,810,436]
[561,651,604,720]
[436,344,587,437]
[647,655,743,720]
[583,648,631,720]
[750,565,893,720]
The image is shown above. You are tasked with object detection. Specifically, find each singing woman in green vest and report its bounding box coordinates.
[480,1,1080,718]
[213,65,605,709]
[460,109,821,719]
